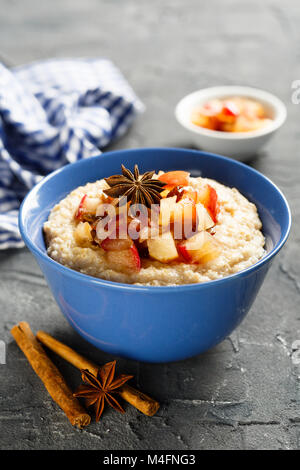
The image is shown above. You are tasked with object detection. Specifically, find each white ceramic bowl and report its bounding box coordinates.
[175,86,287,161]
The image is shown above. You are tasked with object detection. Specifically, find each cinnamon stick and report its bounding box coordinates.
[36,330,160,417]
[11,322,91,429]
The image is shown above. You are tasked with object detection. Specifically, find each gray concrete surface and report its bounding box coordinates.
[0,0,299,450]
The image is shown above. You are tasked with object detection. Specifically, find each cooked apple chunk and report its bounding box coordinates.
[74,222,93,246]
[105,244,141,273]
[159,196,177,227]
[196,203,215,231]
[147,231,179,263]
[178,231,220,264]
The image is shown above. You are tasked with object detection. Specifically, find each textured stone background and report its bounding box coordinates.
[0,0,299,450]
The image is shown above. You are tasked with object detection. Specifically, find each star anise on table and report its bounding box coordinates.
[73,361,133,422]
[103,164,167,208]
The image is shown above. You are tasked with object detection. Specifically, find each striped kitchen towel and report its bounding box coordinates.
[0,58,144,249]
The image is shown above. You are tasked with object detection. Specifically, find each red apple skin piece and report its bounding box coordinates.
[158,171,190,187]
[198,185,219,224]
[177,244,193,263]
[75,194,87,220]
[206,185,219,224]
[222,101,240,117]
[106,244,141,273]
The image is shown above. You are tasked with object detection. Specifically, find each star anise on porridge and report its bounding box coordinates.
[73,361,133,421]
[103,164,167,208]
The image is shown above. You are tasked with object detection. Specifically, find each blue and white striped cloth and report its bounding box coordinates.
[0,58,144,249]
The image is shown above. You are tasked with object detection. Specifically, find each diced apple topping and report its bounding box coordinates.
[180,187,199,203]
[105,244,141,273]
[177,231,220,264]
[159,195,213,236]
[158,171,190,187]
[75,194,102,222]
[166,185,198,204]
[75,194,87,220]
[147,231,179,263]
[191,97,270,133]
[196,203,215,231]
[173,198,197,238]
[159,196,177,227]
[197,184,219,223]
[159,188,171,199]
[74,222,93,246]
[73,168,221,273]
[175,197,196,224]
[84,196,101,214]
[159,195,196,227]
[101,237,133,251]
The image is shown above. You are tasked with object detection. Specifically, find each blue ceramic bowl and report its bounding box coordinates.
[19,148,291,363]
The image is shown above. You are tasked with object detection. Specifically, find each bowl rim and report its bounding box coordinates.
[19,147,292,293]
[175,85,287,140]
